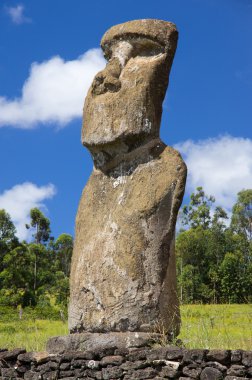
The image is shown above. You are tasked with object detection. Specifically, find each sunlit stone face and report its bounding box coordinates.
[81,36,172,158]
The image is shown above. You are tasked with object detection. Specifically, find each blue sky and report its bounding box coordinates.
[0,0,251,240]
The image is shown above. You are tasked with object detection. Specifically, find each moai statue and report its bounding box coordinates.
[69,19,187,336]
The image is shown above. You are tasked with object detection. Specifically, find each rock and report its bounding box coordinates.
[146,347,171,361]
[160,362,181,378]
[203,361,227,372]
[42,371,58,380]
[225,377,248,380]
[231,350,243,363]
[124,367,158,379]
[60,362,71,370]
[68,18,186,335]
[87,359,100,369]
[24,371,42,380]
[166,346,184,360]
[102,366,124,379]
[226,364,246,377]
[183,349,208,364]
[18,352,36,363]
[100,355,124,366]
[1,367,19,378]
[46,331,161,354]
[18,351,51,364]
[114,347,129,356]
[16,365,29,374]
[247,366,252,376]
[61,350,95,361]
[59,370,75,378]
[121,360,148,370]
[242,350,252,366]
[183,364,202,378]
[200,367,223,380]
[152,359,180,368]
[206,350,231,364]
[127,347,149,361]
[0,348,26,361]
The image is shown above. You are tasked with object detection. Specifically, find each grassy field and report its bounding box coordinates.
[0,304,251,351]
[179,304,252,350]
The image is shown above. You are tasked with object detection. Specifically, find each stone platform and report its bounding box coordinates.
[46,332,162,354]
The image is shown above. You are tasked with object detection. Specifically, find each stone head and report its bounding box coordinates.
[82,19,178,165]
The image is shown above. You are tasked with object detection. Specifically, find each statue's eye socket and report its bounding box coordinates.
[132,39,164,57]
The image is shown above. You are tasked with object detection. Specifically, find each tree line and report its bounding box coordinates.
[0,208,72,310]
[176,187,252,304]
[0,187,251,311]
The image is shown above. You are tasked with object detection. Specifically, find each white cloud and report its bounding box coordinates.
[0,49,105,128]
[5,4,30,24]
[175,135,252,211]
[0,182,56,240]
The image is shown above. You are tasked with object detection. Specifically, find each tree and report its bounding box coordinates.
[176,227,212,303]
[180,187,215,229]
[0,210,18,277]
[0,209,17,243]
[231,189,252,240]
[0,244,34,306]
[219,251,251,303]
[26,208,51,295]
[54,233,73,277]
[28,243,54,295]
[177,187,229,303]
[26,208,51,245]
[51,271,70,307]
[176,187,252,304]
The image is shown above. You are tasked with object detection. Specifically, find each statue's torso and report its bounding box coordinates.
[69,142,186,333]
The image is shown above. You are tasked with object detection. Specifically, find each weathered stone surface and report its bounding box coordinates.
[206,350,231,364]
[160,362,180,378]
[242,350,252,366]
[231,349,243,363]
[226,364,246,377]
[247,366,252,376]
[1,367,19,377]
[127,347,149,362]
[42,371,58,380]
[61,350,95,361]
[24,371,41,380]
[68,18,186,335]
[100,354,124,366]
[146,347,171,361]
[183,364,202,378]
[124,367,158,379]
[200,367,223,380]
[102,366,124,379]
[203,361,227,372]
[46,332,161,354]
[17,351,52,364]
[183,349,208,364]
[0,348,26,361]
[120,360,146,370]
[225,377,248,380]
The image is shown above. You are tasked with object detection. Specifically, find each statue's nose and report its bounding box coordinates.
[92,58,122,95]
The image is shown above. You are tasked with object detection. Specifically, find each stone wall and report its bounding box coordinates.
[1,346,252,379]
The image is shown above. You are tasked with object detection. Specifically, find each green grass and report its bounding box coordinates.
[0,318,68,351]
[179,304,252,350]
[0,304,251,351]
